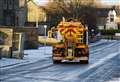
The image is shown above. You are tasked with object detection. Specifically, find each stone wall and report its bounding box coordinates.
[0,27,13,58]
[0,27,38,58]
[13,27,38,49]
[0,28,13,46]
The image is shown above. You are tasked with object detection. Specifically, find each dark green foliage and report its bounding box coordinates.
[0,16,4,20]
[100,29,120,35]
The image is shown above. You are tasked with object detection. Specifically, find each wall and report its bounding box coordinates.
[0,27,13,46]
[13,27,39,49]
[0,27,13,58]
[0,0,27,26]
[27,1,46,22]
[0,26,39,58]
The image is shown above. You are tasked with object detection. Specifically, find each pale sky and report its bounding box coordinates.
[34,0,120,6]
[34,0,49,6]
[100,0,120,5]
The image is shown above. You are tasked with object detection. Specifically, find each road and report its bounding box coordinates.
[0,40,120,82]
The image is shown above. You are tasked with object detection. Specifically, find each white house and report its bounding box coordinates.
[106,10,118,29]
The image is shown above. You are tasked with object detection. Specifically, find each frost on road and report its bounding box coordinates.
[0,40,120,82]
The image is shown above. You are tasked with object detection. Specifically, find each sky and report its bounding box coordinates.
[100,0,120,5]
[34,0,49,6]
[34,0,120,6]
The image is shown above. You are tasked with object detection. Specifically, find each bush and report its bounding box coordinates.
[100,29,120,35]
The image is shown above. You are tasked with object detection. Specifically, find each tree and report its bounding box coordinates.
[42,0,98,35]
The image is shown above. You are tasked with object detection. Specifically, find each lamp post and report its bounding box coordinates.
[91,29,94,36]
[86,25,88,45]
[35,7,39,28]
[44,25,47,55]
[91,29,95,41]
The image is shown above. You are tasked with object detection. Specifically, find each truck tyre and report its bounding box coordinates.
[53,60,61,64]
[80,60,89,64]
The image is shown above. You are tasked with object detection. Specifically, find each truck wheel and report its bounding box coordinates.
[80,60,89,64]
[53,60,61,64]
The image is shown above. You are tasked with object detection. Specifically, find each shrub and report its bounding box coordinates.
[100,29,120,35]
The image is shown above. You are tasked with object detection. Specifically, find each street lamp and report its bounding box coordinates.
[44,25,47,38]
[91,29,94,36]
[91,29,94,33]
[44,25,47,55]
[35,7,39,28]
[91,29,95,41]
[85,25,88,45]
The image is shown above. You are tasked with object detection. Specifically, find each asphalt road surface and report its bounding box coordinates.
[0,40,120,82]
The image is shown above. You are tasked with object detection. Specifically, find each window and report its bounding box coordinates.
[110,15,114,17]
[4,0,7,4]
[110,18,114,22]
[9,0,12,4]
[9,0,14,9]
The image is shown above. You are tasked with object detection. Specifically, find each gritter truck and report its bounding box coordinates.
[48,19,89,63]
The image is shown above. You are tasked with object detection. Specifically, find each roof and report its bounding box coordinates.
[97,7,120,17]
[97,8,111,17]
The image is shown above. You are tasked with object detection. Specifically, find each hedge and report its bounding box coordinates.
[100,29,120,35]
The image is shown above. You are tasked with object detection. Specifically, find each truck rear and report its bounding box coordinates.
[48,19,89,63]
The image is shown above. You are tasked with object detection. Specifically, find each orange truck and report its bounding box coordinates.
[48,19,89,63]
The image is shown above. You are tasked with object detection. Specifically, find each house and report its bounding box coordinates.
[106,9,118,29]
[97,7,120,30]
[25,0,48,35]
[26,0,46,27]
[97,8,111,29]
[0,0,27,26]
